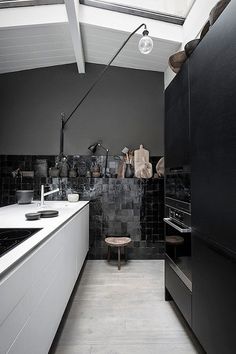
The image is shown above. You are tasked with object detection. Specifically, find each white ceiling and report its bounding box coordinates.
[0,2,183,74]
[0,23,75,74]
[81,24,180,72]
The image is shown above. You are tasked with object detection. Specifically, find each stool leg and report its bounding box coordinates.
[107,246,111,262]
[118,247,121,270]
[174,246,176,260]
[125,246,128,262]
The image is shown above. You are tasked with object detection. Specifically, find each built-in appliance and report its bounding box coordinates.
[164,205,191,233]
[165,166,191,213]
[0,228,41,257]
[164,166,192,306]
[164,209,192,287]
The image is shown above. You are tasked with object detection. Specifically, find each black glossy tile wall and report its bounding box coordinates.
[0,155,164,259]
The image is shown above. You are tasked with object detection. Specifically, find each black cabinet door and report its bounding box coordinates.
[165,61,190,168]
[190,0,236,252]
[192,235,236,354]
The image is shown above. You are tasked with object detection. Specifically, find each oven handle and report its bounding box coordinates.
[164,218,191,233]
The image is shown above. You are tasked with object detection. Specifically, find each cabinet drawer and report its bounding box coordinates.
[165,261,192,326]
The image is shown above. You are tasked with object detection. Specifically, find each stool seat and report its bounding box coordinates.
[105,237,131,247]
[166,235,184,260]
[166,235,184,245]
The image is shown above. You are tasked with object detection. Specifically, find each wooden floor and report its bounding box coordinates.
[50,260,204,354]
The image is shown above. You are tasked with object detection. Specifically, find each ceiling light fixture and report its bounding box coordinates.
[59,23,153,159]
[138,28,153,54]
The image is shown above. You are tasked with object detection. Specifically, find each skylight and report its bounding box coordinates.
[93,0,196,18]
[80,0,196,24]
[0,0,196,24]
[0,0,64,8]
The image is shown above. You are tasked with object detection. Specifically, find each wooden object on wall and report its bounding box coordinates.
[134,145,152,178]
[156,157,164,177]
[184,39,201,57]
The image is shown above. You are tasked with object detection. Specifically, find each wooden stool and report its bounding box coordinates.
[166,235,184,259]
[104,237,131,270]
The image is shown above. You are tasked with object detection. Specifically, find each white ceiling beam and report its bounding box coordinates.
[64,0,85,74]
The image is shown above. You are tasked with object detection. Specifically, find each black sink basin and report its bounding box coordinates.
[0,228,41,257]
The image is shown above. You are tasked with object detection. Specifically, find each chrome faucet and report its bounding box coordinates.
[40,185,60,206]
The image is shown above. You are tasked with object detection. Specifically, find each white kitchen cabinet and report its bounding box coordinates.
[0,204,89,354]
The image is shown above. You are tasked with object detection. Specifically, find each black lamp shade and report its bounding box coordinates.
[88,143,99,154]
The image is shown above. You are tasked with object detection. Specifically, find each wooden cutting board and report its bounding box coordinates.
[134,145,149,177]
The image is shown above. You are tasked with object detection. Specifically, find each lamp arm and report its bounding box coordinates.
[59,23,146,157]
[105,149,109,178]
[98,143,109,153]
[60,113,65,157]
[63,23,146,128]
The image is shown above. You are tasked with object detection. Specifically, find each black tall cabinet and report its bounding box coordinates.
[190,1,236,353]
[164,60,192,326]
[165,1,236,353]
[165,62,190,168]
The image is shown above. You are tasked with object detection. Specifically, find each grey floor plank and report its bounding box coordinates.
[50,260,204,354]
[50,345,92,354]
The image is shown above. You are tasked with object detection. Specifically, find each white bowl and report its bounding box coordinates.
[67,194,79,202]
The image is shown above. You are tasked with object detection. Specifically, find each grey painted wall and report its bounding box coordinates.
[0,63,164,155]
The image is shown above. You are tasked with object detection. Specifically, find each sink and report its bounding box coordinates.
[0,228,42,257]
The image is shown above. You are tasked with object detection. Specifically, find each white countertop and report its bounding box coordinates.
[0,201,89,278]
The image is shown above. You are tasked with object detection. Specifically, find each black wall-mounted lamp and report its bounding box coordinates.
[88,143,109,177]
[59,23,153,159]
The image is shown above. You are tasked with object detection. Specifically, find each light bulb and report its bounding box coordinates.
[138,29,153,54]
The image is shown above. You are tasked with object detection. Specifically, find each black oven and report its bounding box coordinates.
[165,166,191,213]
[164,206,191,232]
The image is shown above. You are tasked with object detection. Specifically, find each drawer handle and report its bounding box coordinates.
[164,218,191,233]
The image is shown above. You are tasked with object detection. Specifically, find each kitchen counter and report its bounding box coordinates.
[0,200,89,353]
[0,200,89,277]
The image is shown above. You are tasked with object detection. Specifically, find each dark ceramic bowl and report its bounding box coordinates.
[184,39,201,57]
[16,190,34,204]
[25,212,41,221]
[37,210,59,218]
[200,21,210,39]
[169,51,187,73]
[209,0,230,26]
[49,167,60,177]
